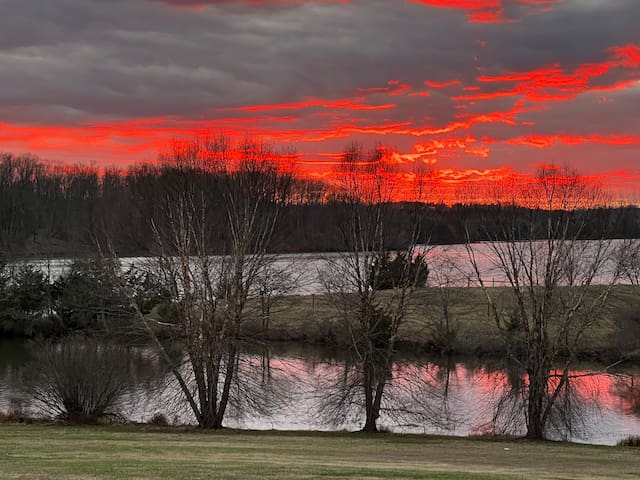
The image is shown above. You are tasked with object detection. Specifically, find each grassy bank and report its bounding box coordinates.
[260,285,640,357]
[0,424,638,479]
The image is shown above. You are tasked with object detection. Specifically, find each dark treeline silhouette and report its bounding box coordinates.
[1,152,639,259]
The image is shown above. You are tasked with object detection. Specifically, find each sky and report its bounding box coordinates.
[0,0,639,202]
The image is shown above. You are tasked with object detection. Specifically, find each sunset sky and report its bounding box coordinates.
[1,0,639,201]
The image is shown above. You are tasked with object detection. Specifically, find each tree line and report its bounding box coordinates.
[1,151,639,259]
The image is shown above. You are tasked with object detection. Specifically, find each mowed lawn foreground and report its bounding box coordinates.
[0,425,638,480]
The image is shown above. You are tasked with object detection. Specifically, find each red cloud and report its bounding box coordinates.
[408,0,562,23]
[454,43,640,103]
[224,98,396,113]
[509,134,640,148]
[160,0,561,23]
[425,79,462,89]
[609,44,640,68]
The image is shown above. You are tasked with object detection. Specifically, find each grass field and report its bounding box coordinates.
[0,424,638,479]
[260,285,640,355]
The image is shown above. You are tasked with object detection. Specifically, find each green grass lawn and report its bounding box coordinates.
[0,424,638,480]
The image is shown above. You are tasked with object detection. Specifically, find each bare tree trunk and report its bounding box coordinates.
[525,365,548,439]
[362,357,379,432]
[213,346,238,429]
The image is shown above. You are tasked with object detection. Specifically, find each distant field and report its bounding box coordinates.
[0,424,638,479]
[263,285,640,355]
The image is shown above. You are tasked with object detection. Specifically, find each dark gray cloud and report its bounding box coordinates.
[0,0,638,180]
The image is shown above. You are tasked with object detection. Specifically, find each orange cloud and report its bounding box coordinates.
[509,134,640,148]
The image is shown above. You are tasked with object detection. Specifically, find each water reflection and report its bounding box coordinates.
[612,375,640,417]
[0,340,31,415]
[0,340,638,445]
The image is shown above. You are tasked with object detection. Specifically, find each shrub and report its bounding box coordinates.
[149,413,169,426]
[5,397,29,423]
[24,336,134,423]
[123,266,172,315]
[611,309,640,355]
[52,259,171,335]
[52,259,129,333]
[371,251,428,290]
[426,319,458,354]
[0,265,53,336]
[618,435,640,447]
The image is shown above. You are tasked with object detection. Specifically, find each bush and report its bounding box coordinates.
[426,319,457,354]
[24,336,134,423]
[0,258,172,338]
[149,413,169,426]
[611,309,640,355]
[5,397,29,423]
[52,259,130,333]
[0,265,53,336]
[52,259,172,335]
[618,435,640,447]
[123,266,172,315]
[371,251,428,290]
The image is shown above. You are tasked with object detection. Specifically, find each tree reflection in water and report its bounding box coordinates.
[0,340,638,444]
[313,353,472,434]
[613,375,640,417]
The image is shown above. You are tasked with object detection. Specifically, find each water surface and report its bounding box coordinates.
[1,340,638,445]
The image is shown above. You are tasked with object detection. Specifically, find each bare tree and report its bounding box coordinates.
[465,166,619,439]
[111,135,293,429]
[616,239,640,285]
[423,255,466,353]
[610,238,640,357]
[254,258,304,333]
[320,144,430,432]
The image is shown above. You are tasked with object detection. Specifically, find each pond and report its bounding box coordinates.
[1,339,638,445]
[14,238,630,295]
